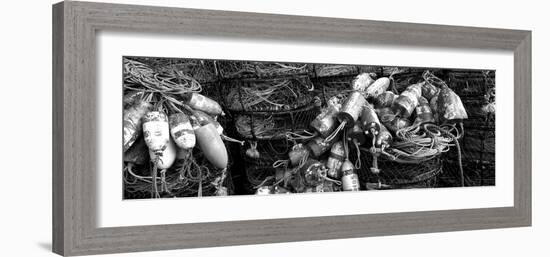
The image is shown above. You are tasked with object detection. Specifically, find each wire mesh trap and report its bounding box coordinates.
[313,64,361,78]
[234,104,320,140]
[357,153,442,189]
[313,75,357,106]
[131,57,219,83]
[217,61,311,79]
[224,76,316,112]
[122,55,496,198]
[124,147,234,199]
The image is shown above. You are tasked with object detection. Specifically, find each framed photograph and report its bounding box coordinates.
[52,1,531,256]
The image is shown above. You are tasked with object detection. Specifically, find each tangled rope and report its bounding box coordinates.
[221,62,308,78]
[316,64,357,77]
[227,78,313,111]
[378,123,465,186]
[124,58,202,95]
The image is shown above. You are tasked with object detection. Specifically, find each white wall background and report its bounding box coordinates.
[0,0,547,256]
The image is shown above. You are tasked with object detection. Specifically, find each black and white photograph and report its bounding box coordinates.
[122,57,496,199]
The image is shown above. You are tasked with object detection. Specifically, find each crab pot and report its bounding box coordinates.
[224,76,315,112]
[358,155,443,189]
[233,104,319,140]
[217,60,311,79]
[314,64,360,77]
[336,91,367,127]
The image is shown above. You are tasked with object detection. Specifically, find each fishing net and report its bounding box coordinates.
[388,67,444,93]
[356,151,442,189]
[358,65,383,75]
[224,76,315,112]
[217,61,311,79]
[312,75,357,106]
[446,70,493,96]
[228,139,291,192]
[313,64,360,77]
[133,57,219,83]
[438,70,496,186]
[123,146,234,199]
[123,57,203,95]
[234,104,320,140]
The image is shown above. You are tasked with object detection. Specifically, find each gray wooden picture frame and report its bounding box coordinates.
[52,1,531,256]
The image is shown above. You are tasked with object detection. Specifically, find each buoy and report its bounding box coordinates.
[336,91,367,126]
[194,123,228,169]
[324,91,366,142]
[301,159,326,187]
[352,73,376,91]
[255,186,273,195]
[376,107,395,124]
[364,77,390,99]
[183,93,224,116]
[306,137,334,158]
[169,113,196,150]
[374,91,397,109]
[437,85,468,122]
[347,122,367,145]
[361,104,381,137]
[310,103,341,138]
[392,82,423,118]
[422,82,440,100]
[326,141,345,179]
[414,96,435,125]
[387,117,411,134]
[288,143,310,166]
[142,111,170,155]
[376,123,393,148]
[341,160,360,191]
[149,138,177,169]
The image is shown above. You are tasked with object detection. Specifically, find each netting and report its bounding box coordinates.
[123,58,203,94]
[131,57,219,83]
[313,75,357,106]
[313,64,360,77]
[122,56,497,196]
[356,151,442,189]
[224,76,316,112]
[123,146,234,199]
[234,104,319,140]
[217,61,311,79]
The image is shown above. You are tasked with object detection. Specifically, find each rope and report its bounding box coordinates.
[324,121,346,143]
[124,58,202,95]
